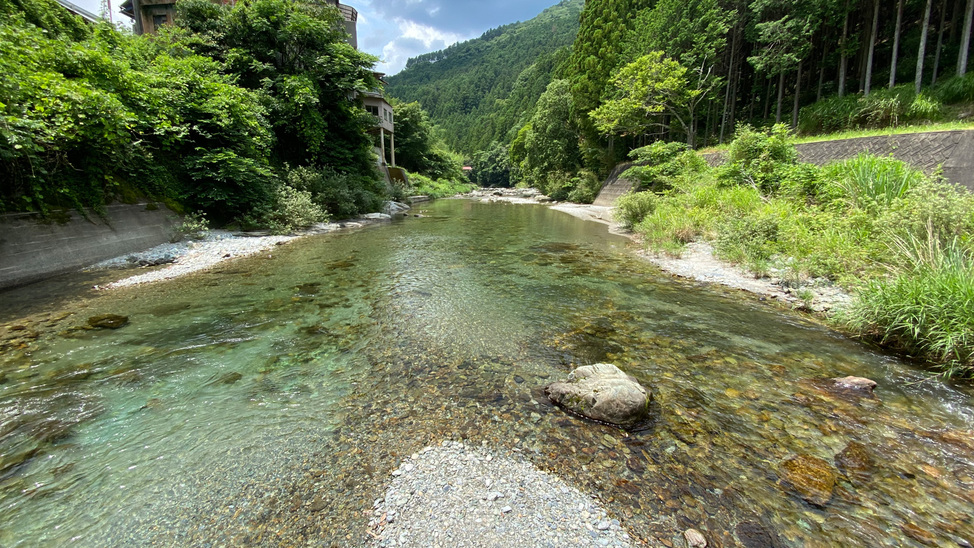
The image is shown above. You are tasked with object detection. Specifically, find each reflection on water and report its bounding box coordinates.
[1,199,972,547]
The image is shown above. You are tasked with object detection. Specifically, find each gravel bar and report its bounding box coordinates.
[369,441,635,548]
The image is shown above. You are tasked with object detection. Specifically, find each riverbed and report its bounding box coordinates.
[1,199,973,546]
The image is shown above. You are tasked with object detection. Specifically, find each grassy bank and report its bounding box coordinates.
[617,126,974,378]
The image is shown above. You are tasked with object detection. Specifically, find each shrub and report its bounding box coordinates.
[407,172,475,199]
[798,85,946,135]
[266,184,328,233]
[615,191,657,230]
[285,165,385,219]
[623,141,707,192]
[932,72,974,103]
[823,154,925,211]
[566,170,602,203]
[718,124,797,194]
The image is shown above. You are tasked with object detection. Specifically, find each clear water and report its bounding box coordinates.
[1,200,972,546]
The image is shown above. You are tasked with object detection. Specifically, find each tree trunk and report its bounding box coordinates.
[720,24,739,143]
[865,0,881,96]
[818,37,829,101]
[891,0,905,88]
[933,0,948,84]
[764,75,773,120]
[793,60,802,128]
[776,71,785,123]
[918,0,934,93]
[959,0,974,75]
[839,1,850,97]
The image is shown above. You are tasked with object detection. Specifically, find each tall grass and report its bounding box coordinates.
[825,154,925,210]
[844,227,974,378]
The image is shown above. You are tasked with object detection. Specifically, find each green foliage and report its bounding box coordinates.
[1,0,383,223]
[844,234,974,378]
[622,141,707,191]
[392,100,464,181]
[283,165,384,219]
[718,124,797,194]
[798,86,947,135]
[384,0,583,155]
[265,183,329,233]
[622,0,733,70]
[516,80,581,192]
[614,191,658,229]
[932,73,974,104]
[470,141,512,187]
[407,172,475,199]
[171,211,210,242]
[823,154,925,211]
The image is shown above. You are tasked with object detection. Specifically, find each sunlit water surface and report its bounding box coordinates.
[1,200,972,547]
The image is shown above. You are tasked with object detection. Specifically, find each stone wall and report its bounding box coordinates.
[0,204,179,289]
[592,162,636,207]
[701,129,974,190]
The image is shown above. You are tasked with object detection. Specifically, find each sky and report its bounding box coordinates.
[76,0,562,76]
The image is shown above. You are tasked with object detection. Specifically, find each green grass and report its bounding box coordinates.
[699,120,974,155]
[626,135,974,377]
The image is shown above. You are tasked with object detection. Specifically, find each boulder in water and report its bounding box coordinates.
[779,454,837,507]
[87,314,129,329]
[544,363,651,428]
[832,376,877,392]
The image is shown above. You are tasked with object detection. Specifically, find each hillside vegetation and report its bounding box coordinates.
[0,0,469,226]
[384,0,583,156]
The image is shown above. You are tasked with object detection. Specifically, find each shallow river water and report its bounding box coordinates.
[1,199,973,547]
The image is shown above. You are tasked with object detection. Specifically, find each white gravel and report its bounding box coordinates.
[369,441,634,548]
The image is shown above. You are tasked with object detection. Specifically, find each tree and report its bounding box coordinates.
[592,52,718,148]
[917,0,934,93]
[470,141,512,187]
[391,100,464,181]
[517,79,581,191]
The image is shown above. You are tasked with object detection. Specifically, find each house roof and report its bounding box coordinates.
[54,0,102,23]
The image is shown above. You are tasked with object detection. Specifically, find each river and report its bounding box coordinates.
[1,199,972,546]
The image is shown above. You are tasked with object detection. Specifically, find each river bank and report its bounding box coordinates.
[468,188,852,314]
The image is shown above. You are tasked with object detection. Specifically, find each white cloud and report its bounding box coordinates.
[376,18,467,75]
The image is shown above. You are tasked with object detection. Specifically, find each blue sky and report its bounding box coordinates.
[78,0,562,75]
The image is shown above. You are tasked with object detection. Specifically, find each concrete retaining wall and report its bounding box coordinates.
[0,204,179,289]
[702,129,974,190]
[595,129,974,207]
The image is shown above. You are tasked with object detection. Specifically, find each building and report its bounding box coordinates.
[53,0,101,23]
[118,0,178,35]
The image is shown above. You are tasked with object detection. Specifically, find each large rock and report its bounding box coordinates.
[779,454,837,507]
[544,363,651,428]
[87,314,129,329]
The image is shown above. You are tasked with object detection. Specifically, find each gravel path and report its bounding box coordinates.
[369,441,634,548]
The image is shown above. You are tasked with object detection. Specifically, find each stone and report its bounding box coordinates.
[735,520,780,548]
[87,314,129,329]
[901,523,938,546]
[544,363,651,428]
[684,528,707,548]
[779,454,837,507]
[831,376,877,392]
[834,441,874,484]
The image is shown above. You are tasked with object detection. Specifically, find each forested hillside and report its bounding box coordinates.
[384,0,583,155]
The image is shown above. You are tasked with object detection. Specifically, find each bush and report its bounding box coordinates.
[798,86,946,135]
[266,184,329,233]
[566,170,601,203]
[844,233,974,378]
[285,165,385,219]
[823,154,925,211]
[932,72,974,103]
[623,141,707,192]
[407,172,475,199]
[718,124,797,194]
[615,191,657,230]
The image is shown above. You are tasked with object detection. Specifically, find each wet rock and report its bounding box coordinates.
[684,528,707,547]
[779,454,837,507]
[834,441,874,484]
[544,363,651,428]
[87,314,129,329]
[832,376,877,392]
[901,523,938,546]
[735,520,781,548]
[210,372,243,385]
